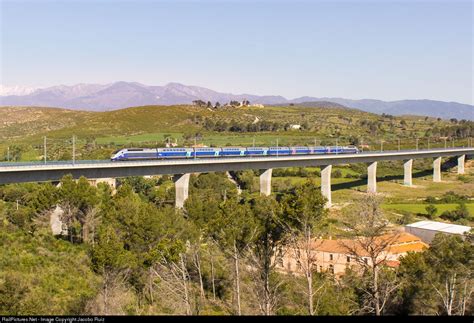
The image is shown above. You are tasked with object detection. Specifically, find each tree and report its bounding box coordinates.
[151,252,194,315]
[397,234,473,315]
[95,184,187,306]
[213,199,257,315]
[89,225,133,315]
[192,100,206,107]
[281,180,328,315]
[0,273,29,315]
[340,194,400,316]
[425,204,438,219]
[425,234,473,315]
[394,252,435,315]
[57,175,100,243]
[248,195,289,315]
[348,136,360,146]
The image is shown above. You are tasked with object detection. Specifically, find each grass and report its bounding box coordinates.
[381,203,474,215]
[95,132,184,145]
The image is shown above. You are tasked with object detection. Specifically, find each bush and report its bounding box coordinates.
[425,196,437,204]
[439,191,468,204]
[344,173,359,179]
[457,175,471,183]
[440,203,471,222]
[425,204,438,219]
[333,169,343,178]
[298,168,309,177]
[396,210,415,225]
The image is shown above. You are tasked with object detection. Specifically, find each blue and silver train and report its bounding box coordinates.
[111,146,359,161]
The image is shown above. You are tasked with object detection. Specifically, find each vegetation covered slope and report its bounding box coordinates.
[1,104,472,162]
[0,175,472,315]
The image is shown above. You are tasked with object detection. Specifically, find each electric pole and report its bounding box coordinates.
[44,136,47,164]
[72,135,76,165]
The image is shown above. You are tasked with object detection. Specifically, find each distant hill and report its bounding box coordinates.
[272,101,353,110]
[1,81,472,120]
[0,104,458,146]
[290,98,474,121]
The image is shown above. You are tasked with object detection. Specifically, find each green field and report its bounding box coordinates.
[382,203,474,215]
[95,132,184,145]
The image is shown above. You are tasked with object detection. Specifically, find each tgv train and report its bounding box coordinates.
[111,146,359,161]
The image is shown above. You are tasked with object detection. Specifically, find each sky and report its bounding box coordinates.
[1,0,473,104]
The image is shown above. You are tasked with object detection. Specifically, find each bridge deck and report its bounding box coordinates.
[0,148,472,185]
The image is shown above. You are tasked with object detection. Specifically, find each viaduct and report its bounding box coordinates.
[0,148,472,208]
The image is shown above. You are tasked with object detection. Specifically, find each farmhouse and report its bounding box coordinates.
[277,232,428,276]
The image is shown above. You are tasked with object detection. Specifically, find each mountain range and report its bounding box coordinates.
[1,81,473,120]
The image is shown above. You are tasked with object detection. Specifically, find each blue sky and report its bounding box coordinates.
[1,0,472,104]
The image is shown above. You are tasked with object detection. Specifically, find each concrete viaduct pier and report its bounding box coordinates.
[0,148,472,209]
[403,159,413,186]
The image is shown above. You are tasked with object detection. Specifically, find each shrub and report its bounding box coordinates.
[439,191,468,204]
[425,204,438,219]
[333,169,343,178]
[396,211,415,225]
[440,203,471,222]
[425,196,437,204]
[457,175,471,183]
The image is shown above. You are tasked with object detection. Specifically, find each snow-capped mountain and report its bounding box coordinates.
[0,85,38,96]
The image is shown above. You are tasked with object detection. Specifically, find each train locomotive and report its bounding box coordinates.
[111,145,359,161]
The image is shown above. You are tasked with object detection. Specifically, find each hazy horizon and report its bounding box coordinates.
[1,80,473,106]
[1,0,473,105]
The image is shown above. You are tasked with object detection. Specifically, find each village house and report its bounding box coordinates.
[277,232,428,276]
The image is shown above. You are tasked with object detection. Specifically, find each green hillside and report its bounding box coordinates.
[1,104,471,162]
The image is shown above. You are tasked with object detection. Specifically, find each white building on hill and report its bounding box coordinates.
[405,220,471,244]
